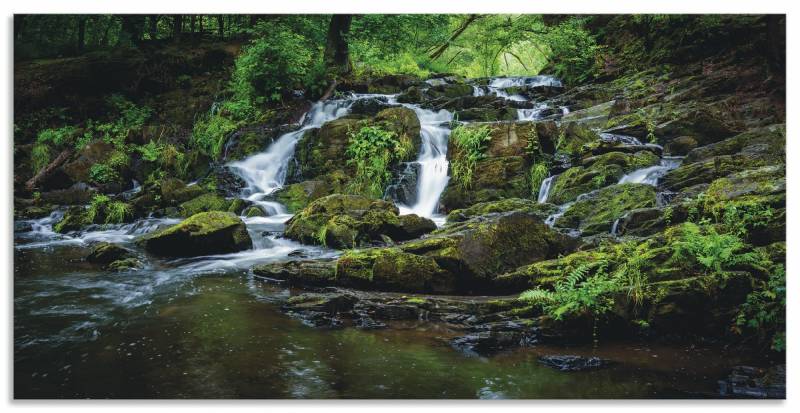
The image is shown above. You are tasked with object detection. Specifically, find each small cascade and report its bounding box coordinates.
[618,156,683,186]
[472,85,486,96]
[537,175,557,204]
[229,100,353,212]
[394,101,453,223]
[517,103,549,121]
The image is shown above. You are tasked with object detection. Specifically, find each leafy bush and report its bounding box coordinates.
[190,114,239,159]
[37,126,78,146]
[30,143,51,173]
[87,194,133,225]
[89,163,120,185]
[669,222,758,275]
[450,125,492,190]
[529,163,548,198]
[735,264,786,351]
[520,261,620,321]
[231,28,313,105]
[345,125,412,198]
[542,19,602,85]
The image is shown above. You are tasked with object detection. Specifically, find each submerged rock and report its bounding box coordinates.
[538,355,613,371]
[86,242,134,264]
[718,365,786,399]
[138,211,252,257]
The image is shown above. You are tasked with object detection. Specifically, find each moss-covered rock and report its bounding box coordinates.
[253,259,337,286]
[547,151,659,205]
[284,194,435,248]
[335,248,455,292]
[53,206,89,233]
[86,242,134,264]
[274,180,332,213]
[555,183,657,235]
[160,178,205,205]
[446,198,557,223]
[441,156,530,210]
[138,211,252,257]
[179,193,232,217]
[427,83,474,99]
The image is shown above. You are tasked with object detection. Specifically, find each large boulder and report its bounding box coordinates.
[137,211,252,257]
[441,156,530,210]
[547,151,660,205]
[274,180,333,213]
[284,194,435,249]
[555,183,657,235]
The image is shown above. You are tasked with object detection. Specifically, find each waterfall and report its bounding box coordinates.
[618,156,683,186]
[229,100,352,212]
[518,102,549,121]
[396,105,453,223]
[537,175,557,203]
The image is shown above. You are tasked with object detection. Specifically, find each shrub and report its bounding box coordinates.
[735,264,786,351]
[30,143,51,173]
[89,163,120,185]
[87,194,133,225]
[345,125,411,198]
[450,125,492,190]
[231,28,313,105]
[529,163,548,198]
[668,222,758,275]
[191,114,239,159]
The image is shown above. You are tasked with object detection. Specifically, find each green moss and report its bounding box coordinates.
[556,183,657,235]
[53,207,89,233]
[180,193,232,217]
[446,198,556,223]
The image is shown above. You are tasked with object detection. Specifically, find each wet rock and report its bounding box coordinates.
[555,183,657,235]
[242,205,266,217]
[353,314,387,330]
[451,321,539,356]
[274,180,332,213]
[384,162,420,206]
[39,183,95,205]
[538,355,612,371]
[86,242,134,264]
[253,259,337,285]
[107,257,144,271]
[14,221,33,232]
[718,365,786,399]
[284,194,435,249]
[446,198,557,223]
[335,247,454,293]
[547,151,659,205]
[206,164,247,197]
[53,206,89,233]
[179,193,232,217]
[664,136,698,156]
[138,211,252,257]
[349,96,398,116]
[440,156,529,210]
[160,178,205,205]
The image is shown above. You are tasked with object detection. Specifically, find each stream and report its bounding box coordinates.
[14,77,752,399]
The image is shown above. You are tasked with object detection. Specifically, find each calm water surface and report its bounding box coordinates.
[14,236,754,399]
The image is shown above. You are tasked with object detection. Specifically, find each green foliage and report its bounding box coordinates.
[450,125,492,190]
[30,143,51,173]
[87,194,133,224]
[89,163,120,185]
[520,261,620,321]
[541,18,602,84]
[37,126,78,146]
[191,114,239,159]
[735,264,786,351]
[529,163,548,199]
[137,140,163,162]
[345,126,410,198]
[669,222,758,275]
[231,27,313,105]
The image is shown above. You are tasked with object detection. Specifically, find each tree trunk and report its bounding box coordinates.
[25,149,73,193]
[429,14,481,60]
[172,15,182,42]
[217,15,224,39]
[324,14,353,77]
[190,15,196,33]
[199,15,204,33]
[77,17,86,53]
[15,15,25,40]
[148,15,158,40]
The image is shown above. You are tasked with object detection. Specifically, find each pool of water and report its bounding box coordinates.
[14,238,760,399]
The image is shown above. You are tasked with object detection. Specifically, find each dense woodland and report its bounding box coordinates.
[13,14,786,398]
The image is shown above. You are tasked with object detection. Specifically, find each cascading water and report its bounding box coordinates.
[618,156,683,186]
[229,100,353,214]
[537,175,557,203]
[394,103,453,225]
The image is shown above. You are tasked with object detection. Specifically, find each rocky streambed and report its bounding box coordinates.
[15,59,786,398]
